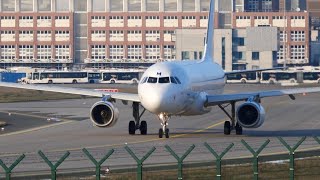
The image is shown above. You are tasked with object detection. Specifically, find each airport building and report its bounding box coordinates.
[0,0,211,69]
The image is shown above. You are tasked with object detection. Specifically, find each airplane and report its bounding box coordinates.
[1,0,320,138]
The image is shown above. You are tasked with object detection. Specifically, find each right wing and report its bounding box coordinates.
[205,87,320,106]
[0,82,140,102]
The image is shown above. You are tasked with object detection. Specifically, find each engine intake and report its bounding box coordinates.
[236,101,265,128]
[90,101,119,127]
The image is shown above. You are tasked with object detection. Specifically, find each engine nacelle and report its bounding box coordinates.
[90,101,119,127]
[236,101,265,128]
[183,92,211,116]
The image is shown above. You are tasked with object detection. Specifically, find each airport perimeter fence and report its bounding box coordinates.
[2,137,320,180]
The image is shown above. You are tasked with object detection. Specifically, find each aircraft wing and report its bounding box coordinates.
[225,67,284,75]
[0,82,140,102]
[205,87,320,106]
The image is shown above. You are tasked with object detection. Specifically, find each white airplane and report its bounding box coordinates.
[1,0,320,138]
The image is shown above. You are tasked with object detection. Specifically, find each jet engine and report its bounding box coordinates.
[236,101,265,128]
[90,101,119,127]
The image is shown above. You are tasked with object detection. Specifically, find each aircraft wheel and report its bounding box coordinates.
[224,121,231,135]
[129,121,136,135]
[165,128,169,138]
[140,121,147,135]
[235,123,243,135]
[158,128,163,138]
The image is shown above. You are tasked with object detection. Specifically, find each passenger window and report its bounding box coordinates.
[170,77,177,84]
[174,77,181,84]
[147,77,157,83]
[159,77,170,83]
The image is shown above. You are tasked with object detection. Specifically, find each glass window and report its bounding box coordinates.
[128,0,141,11]
[93,0,106,12]
[183,0,195,12]
[74,0,87,11]
[252,52,260,60]
[110,0,123,11]
[20,0,33,11]
[147,77,157,83]
[200,0,210,11]
[182,51,190,60]
[159,77,170,83]
[170,77,177,84]
[164,0,177,11]
[56,0,69,11]
[38,0,51,11]
[174,77,181,84]
[147,0,159,11]
[2,0,15,11]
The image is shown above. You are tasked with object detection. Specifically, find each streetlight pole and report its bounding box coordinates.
[283,0,287,68]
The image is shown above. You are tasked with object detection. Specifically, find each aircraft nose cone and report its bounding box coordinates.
[142,92,164,113]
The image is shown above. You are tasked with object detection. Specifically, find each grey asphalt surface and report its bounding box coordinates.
[0,84,320,176]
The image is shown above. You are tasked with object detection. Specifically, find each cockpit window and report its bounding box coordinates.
[170,77,177,84]
[174,77,181,84]
[159,77,170,83]
[147,77,157,83]
[140,77,148,84]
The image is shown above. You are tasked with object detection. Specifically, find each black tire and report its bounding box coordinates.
[132,79,138,84]
[72,80,77,84]
[110,80,115,84]
[241,79,246,84]
[224,121,231,135]
[140,121,147,135]
[235,123,243,135]
[129,121,136,135]
[269,80,275,85]
[165,128,169,138]
[158,128,163,138]
[48,80,53,84]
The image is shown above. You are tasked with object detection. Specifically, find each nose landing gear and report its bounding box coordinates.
[158,113,170,138]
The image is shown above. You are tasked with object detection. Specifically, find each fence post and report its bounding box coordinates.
[278,137,306,180]
[125,146,156,180]
[165,144,195,180]
[204,142,234,180]
[0,154,25,180]
[241,139,270,180]
[82,148,114,180]
[38,150,70,180]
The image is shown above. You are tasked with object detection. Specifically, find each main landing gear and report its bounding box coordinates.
[158,113,170,138]
[128,102,147,135]
[218,101,243,135]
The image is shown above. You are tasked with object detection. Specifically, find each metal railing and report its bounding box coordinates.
[1,136,320,180]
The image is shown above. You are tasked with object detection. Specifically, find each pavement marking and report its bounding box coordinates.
[0,121,73,137]
[0,110,75,137]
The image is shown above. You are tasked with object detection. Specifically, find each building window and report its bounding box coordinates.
[20,0,33,11]
[146,30,160,41]
[164,0,177,11]
[164,45,175,60]
[182,0,195,12]
[37,45,52,59]
[0,45,15,60]
[222,37,226,69]
[56,0,69,11]
[91,45,106,60]
[55,45,70,60]
[127,45,142,60]
[110,0,123,11]
[109,45,124,60]
[2,0,15,11]
[147,0,159,11]
[261,0,272,12]
[290,45,305,60]
[93,0,106,12]
[145,45,160,60]
[248,0,259,11]
[200,0,210,11]
[280,31,287,42]
[182,51,190,60]
[233,37,245,46]
[252,52,260,60]
[74,0,87,11]
[38,0,51,11]
[291,31,305,42]
[19,45,34,60]
[233,52,244,61]
[128,0,141,11]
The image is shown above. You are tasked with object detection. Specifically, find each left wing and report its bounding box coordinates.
[205,87,320,106]
[0,82,140,102]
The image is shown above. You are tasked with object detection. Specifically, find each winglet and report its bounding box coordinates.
[201,0,215,62]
